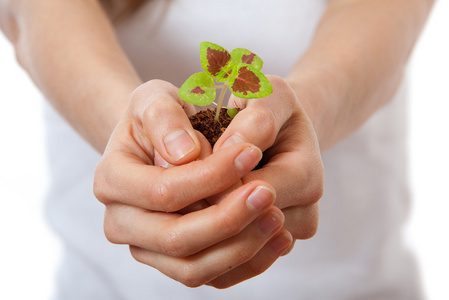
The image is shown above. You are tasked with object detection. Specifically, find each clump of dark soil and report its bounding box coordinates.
[189,108,236,147]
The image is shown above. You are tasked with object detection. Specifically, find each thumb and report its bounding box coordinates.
[130,79,201,165]
[154,130,213,168]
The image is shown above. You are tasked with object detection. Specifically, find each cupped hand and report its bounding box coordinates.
[210,75,324,259]
[93,79,293,288]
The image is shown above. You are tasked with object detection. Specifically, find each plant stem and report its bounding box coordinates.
[211,102,230,109]
[214,81,228,123]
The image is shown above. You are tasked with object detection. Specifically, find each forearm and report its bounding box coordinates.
[0,0,142,152]
[287,0,434,151]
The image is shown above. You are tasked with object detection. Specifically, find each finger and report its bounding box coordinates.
[130,80,200,165]
[205,180,243,206]
[281,239,296,256]
[174,132,214,214]
[94,142,262,212]
[129,207,285,288]
[195,130,214,160]
[104,182,276,257]
[154,150,173,168]
[207,229,293,289]
[282,203,319,240]
[176,199,210,215]
[241,150,324,210]
[213,75,299,152]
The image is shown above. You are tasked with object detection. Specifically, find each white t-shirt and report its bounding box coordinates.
[43,1,422,299]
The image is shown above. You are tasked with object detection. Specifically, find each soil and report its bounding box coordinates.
[189,108,236,147]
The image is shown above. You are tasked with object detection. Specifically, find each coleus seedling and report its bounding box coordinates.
[179,42,273,122]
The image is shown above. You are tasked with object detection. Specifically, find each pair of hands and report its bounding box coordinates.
[93,75,323,288]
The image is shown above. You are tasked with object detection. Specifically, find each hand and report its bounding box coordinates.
[148,76,323,288]
[93,79,293,288]
[210,75,324,261]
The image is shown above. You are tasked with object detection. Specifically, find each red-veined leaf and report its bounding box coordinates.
[230,48,263,71]
[178,72,216,106]
[228,64,273,99]
[200,42,235,82]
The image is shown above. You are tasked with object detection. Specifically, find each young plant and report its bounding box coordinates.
[179,42,273,122]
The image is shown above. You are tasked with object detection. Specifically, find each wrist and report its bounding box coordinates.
[285,68,349,151]
[74,76,141,153]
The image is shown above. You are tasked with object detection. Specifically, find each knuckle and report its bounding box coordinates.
[310,183,324,204]
[142,97,168,120]
[146,78,167,88]
[247,106,277,145]
[257,107,277,133]
[129,246,146,264]
[304,223,319,239]
[103,210,124,244]
[303,177,323,206]
[266,74,285,88]
[247,260,266,278]
[178,263,204,288]
[161,229,185,258]
[307,162,324,204]
[129,84,151,114]
[93,161,112,205]
[196,163,227,192]
[267,75,299,108]
[299,158,324,206]
[130,80,178,119]
[197,163,215,180]
[233,244,254,264]
[131,81,151,98]
[219,209,242,237]
[131,79,164,100]
[297,220,319,240]
[291,205,319,240]
[151,181,175,212]
[208,277,233,290]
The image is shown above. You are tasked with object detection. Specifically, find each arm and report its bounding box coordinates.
[0,0,141,152]
[209,0,435,277]
[216,0,435,208]
[287,0,435,150]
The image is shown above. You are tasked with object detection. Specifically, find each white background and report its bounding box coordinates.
[0,2,448,299]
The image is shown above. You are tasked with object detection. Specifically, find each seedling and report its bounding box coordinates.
[179,42,273,122]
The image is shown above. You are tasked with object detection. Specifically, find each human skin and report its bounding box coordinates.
[0,0,434,289]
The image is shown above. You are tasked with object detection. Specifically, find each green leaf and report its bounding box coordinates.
[230,48,263,71]
[178,72,216,106]
[228,64,273,99]
[200,42,235,82]
[227,108,239,118]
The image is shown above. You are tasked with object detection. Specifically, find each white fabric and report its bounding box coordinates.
[44,1,422,299]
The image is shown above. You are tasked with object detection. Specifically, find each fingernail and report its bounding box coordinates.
[258,211,283,236]
[247,186,275,212]
[220,133,246,150]
[269,232,293,254]
[234,146,262,173]
[154,150,171,168]
[164,129,196,161]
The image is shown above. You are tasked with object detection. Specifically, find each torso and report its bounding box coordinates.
[44,1,422,298]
